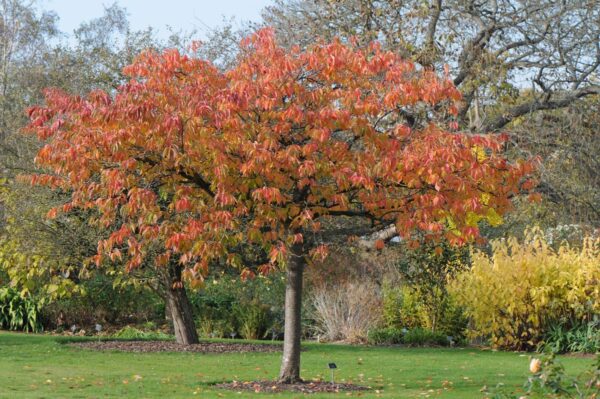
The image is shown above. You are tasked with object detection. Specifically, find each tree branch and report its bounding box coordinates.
[133,155,215,197]
[356,224,398,250]
[482,86,600,132]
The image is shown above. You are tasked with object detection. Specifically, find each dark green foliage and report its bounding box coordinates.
[367,327,404,345]
[367,326,452,347]
[190,273,285,339]
[403,327,451,347]
[0,287,43,332]
[435,298,469,342]
[394,241,470,292]
[42,275,163,329]
[540,320,600,354]
[382,240,470,340]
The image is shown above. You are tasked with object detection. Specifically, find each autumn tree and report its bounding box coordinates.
[27,29,533,381]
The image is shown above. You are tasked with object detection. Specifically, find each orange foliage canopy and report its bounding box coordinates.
[26,29,535,284]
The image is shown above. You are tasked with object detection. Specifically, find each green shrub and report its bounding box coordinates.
[42,274,163,329]
[382,284,422,330]
[540,321,600,354]
[434,298,469,342]
[234,300,272,340]
[403,327,449,346]
[367,327,452,346]
[190,273,285,339]
[0,287,43,332]
[391,240,470,333]
[566,321,600,353]
[367,327,404,345]
[111,326,172,340]
[382,284,467,340]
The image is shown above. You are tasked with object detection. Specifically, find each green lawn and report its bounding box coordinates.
[0,332,593,399]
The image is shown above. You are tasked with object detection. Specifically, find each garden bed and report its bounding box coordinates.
[216,380,369,394]
[69,340,281,353]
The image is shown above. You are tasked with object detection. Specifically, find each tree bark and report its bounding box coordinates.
[163,263,199,345]
[278,242,305,383]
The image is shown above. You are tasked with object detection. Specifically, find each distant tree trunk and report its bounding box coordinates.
[163,263,199,345]
[278,242,305,383]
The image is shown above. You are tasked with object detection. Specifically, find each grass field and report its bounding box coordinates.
[0,331,593,398]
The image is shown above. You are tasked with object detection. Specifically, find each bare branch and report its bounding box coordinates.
[482,86,600,132]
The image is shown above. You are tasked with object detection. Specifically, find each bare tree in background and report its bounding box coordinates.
[0,0,60,171]
[260,0,600,131]
[503,98,600,227]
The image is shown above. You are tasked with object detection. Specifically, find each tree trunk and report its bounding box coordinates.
[163,264,199,345]
[278,243,305,383]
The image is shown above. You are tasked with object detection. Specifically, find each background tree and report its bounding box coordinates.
[0,0,59,176]
[0,1,199,335]
[505,97,600,227]
[261,0,600,128]
[0,0,88,313]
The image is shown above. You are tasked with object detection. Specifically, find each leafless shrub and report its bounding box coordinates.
[310,280,382,343]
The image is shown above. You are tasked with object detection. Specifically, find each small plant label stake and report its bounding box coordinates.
[328,363,337,385]
[95,324,102,342]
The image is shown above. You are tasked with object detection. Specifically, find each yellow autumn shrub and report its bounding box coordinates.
[450,229,600,350]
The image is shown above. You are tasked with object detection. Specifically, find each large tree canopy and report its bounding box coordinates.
[26,28,534,381]
[250,0,599,228]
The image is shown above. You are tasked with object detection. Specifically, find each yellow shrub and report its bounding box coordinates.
[450,230,600,350]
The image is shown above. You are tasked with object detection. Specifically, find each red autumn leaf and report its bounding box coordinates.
[374,239,385,250]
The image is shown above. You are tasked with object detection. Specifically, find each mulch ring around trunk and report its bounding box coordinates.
[216,380,370,394]
[68,340,282,353]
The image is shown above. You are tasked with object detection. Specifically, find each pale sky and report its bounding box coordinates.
[43,0,274,39]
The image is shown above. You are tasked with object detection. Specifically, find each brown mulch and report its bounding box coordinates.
[69,340,281,353]
[216,380,370,394]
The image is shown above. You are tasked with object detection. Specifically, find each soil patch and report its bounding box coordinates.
[69,340,281,353]
[216,380,369,394]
